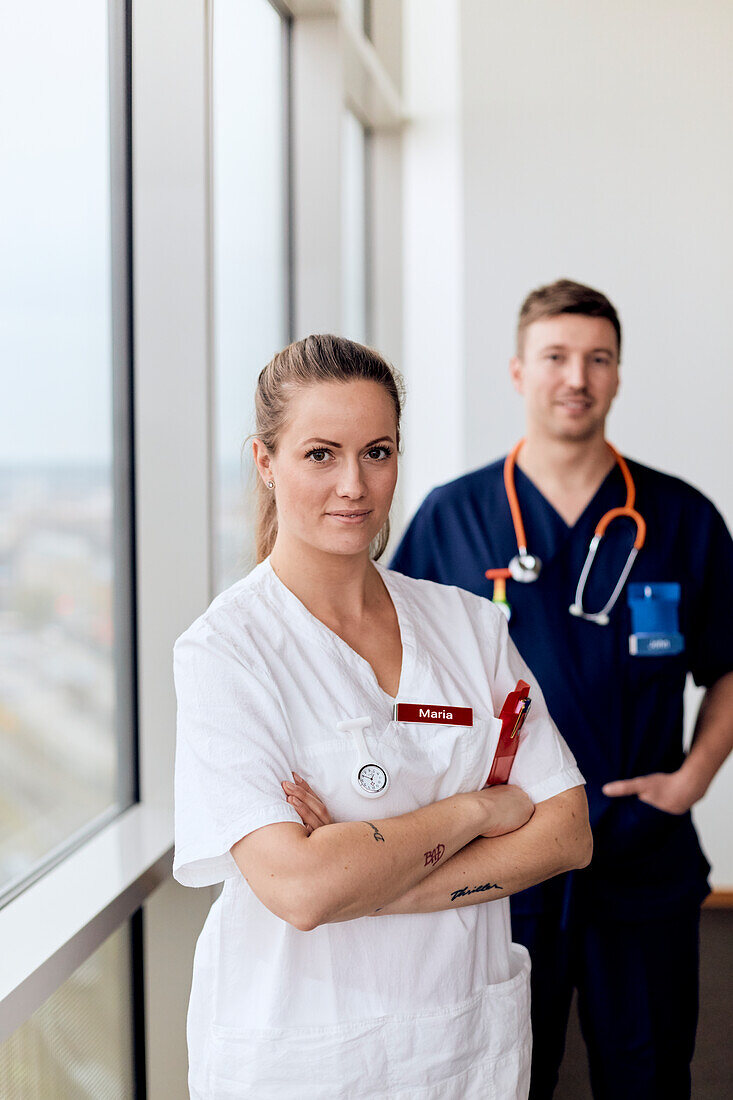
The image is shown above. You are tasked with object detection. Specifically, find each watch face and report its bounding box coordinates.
[357,763,388,794]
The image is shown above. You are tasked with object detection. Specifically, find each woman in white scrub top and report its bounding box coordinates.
[173,335,591,1099]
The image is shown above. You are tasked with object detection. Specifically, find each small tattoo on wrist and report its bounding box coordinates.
[365,822,385,842]
[424,844,445,866]
[450,881,502,902]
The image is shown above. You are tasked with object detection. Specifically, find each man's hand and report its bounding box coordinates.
[602,768,705,815]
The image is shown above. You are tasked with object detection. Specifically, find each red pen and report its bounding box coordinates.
[486,679,532,786]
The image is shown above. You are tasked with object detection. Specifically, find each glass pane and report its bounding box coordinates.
[0,3,123,893]
[342,110,369,344]
[0,924,135,1098]
[212,0,289,591]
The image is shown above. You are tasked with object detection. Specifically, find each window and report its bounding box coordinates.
[212,0,291,591]
[0,922,136,1096]
[0,0,133,898]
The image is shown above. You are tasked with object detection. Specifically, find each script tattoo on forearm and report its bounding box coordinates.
[450,881,503,902]
[365,822,385,843]
[424,844,445,867]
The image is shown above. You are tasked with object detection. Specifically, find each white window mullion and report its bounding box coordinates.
[132,0,215,1095]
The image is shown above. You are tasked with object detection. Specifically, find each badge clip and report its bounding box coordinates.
[338,716,390,799]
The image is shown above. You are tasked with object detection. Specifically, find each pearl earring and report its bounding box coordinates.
[267,480,275,490]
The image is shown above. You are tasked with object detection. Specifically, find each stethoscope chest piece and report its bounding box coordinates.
[508,551,542,583]
[338,716,390,799]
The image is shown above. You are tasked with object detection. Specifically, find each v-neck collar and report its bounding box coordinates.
[514,461,623,535]
[263,557,414,705]
[505,464,632,579]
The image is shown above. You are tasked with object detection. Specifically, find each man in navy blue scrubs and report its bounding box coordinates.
[391,279,733,1099]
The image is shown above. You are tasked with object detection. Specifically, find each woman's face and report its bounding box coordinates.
[257,379,399,558]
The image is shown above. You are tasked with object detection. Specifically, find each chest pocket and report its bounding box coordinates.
[627,582,685,657]
[295,714,502,823]
[624,581,687,717]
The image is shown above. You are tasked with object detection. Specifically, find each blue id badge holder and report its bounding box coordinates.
[628,582,685,656]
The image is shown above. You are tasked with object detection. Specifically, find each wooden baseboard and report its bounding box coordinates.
[703,889,733,909]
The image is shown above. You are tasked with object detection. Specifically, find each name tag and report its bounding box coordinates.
[392,703,473,726]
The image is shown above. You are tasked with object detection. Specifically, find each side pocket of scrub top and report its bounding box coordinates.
[208,947,532,1100]
[384,943,532,1098]
[208,1016,391,1098]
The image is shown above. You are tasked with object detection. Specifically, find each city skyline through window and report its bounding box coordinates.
[0,2,127,897]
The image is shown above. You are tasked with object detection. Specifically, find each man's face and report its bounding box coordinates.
[510,314,620,443]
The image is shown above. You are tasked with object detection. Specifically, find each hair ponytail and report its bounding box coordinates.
[255,478,279,563]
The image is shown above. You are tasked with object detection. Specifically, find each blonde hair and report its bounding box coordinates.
[254,334,404,563]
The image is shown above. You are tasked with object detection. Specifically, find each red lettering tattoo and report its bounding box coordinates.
[424,843,445,867]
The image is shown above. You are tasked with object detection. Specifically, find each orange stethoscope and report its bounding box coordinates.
[486,440,647,625]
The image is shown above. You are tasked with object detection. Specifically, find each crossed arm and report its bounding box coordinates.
[371,787,590,915]
[232,670,730,929]
[231,779,591,930]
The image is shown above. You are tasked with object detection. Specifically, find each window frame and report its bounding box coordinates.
[0,0,136,913]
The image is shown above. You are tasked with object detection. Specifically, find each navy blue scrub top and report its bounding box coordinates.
[391,457,733,919]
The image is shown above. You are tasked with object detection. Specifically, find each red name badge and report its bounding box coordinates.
[393,703,474,727]
[486,680,532,786]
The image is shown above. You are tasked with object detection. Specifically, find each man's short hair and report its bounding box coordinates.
[516,279,621,357]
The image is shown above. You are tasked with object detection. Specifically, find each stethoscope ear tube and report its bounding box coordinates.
[570,514,644,624]
[494,441,647,626]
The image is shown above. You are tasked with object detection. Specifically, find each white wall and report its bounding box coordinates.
[401,0,465,520]
[459,0,733,508]
[403,0,733,886]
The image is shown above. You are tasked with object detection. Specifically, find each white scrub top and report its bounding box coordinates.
[173,560,584,1099]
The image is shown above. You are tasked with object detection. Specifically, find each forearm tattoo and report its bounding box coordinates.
[365,822,385,843]
[450,881,502,902]
[424,844,445,867]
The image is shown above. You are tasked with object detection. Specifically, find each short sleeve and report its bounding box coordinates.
[172,624,302,888]
[487,608,585,804]
[687,503,733,688]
